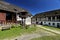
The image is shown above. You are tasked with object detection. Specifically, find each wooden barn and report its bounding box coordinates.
[0,1,32,25]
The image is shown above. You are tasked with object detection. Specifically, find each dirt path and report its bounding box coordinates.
[37,25,60,34]
[4,25,56,40]
[12,27,55,40]
[13,33,55,40]
[14,33,41,40]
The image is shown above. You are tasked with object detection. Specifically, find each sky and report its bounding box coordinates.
[4,0,60,15]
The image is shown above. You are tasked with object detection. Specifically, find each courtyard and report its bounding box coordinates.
[31,25,60,40]
[0,0,60,40]
[0,25,60,40]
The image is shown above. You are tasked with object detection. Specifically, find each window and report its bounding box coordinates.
[57,16,60,19]
[22,13,26,15]
[53,23,55,25]
[21,12,27,15]
[44,22,46,23]
[57,23,60,28]
[55,12,58,14]
[48,17,51,21]
[49,23,50,25]
[52,16,55,19]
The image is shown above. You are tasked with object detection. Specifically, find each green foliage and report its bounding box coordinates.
[34,24,36,27]
[0,25,37,39]
[31,24,36,27]
[25,25,30,29]
[31,35,60,40]
[31,26,60,40]
[11,24,21,28]
[43,26,60,31]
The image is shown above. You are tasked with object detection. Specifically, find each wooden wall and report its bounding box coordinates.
[0,12,6,24]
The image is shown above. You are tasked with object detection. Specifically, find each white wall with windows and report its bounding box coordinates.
[41,21,60,27]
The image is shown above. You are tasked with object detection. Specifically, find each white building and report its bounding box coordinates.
[17,12,32,25]
[32,9,60,28]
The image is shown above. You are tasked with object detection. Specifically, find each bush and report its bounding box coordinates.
[11,25,15,28]
[32,24,36,27]
[11,24,22,28]
[25,25,30,29]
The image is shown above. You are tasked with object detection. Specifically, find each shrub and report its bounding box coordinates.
[11,25,16,28]
[11,24,22,28]
[25,25,30,29]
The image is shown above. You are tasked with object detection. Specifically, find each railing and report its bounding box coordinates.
[0,20,19,26]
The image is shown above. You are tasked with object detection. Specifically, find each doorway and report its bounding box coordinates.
[40,22,43,25]
[57,23,60,28]
[6,13,12,22]
[36,22,38,24]
[6,13,16,23]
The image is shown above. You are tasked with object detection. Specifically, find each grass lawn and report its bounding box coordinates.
[31,25,60,40]
[31,35,60,40]
[0,25,58,40]
[42,26,60,31]
[0,26,37,39]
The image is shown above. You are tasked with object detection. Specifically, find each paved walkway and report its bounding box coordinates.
[37,25,60,34]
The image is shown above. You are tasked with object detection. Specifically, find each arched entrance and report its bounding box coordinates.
[57,23,60,28]
[40,22,43,25]
[36,22,38,24]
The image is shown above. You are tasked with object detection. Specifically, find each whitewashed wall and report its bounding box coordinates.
[25,16,32,25]
[31,18,36,24]
[16,15,32,25]
[16,15,22,21]
[40,21,60,27]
